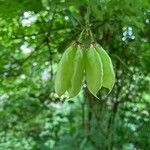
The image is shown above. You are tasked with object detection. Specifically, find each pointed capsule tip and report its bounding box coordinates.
[89,91,100,100]
[94,95,100,100]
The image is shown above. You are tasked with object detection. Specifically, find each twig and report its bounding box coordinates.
[45,6,57,77]
[0,38,46,76]
[113,54,133,72]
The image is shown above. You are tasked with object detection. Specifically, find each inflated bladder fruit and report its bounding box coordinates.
[55,45,77,96]
[55,43,115,98]
[85,45,103,97]
[68,45,85,97]
[95,45,115,92]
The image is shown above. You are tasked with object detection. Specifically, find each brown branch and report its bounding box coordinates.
[85,87,93,131]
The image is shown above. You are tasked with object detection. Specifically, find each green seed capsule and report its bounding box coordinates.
[68,46,85,97]
[55,46,77,96]
[85,46,103,97]
[96,46,115,92]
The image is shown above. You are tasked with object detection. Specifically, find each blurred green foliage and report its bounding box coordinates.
[0,0,150,149]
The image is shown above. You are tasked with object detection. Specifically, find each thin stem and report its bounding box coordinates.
[78,28,86,42]
[86,0,91,29]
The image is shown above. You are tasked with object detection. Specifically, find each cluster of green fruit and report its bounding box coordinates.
[55,43,115,98]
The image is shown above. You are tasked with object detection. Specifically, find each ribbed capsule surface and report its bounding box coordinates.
[68,46,85,97]
[55,46,77,96]
[85,47,103,97]
[96,46,115,92]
